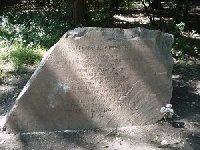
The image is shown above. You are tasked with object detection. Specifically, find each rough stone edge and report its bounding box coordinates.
[62,27,174,43]
[62,28,174,72]
[2,44,57,131]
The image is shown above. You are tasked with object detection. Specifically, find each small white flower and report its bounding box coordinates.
[160,104,174,119]
[166,104,172,108]
[160,107,166,113]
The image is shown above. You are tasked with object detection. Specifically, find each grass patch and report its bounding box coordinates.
[0,10,72,78]
[0,50,11,78]
[10,45,44,68]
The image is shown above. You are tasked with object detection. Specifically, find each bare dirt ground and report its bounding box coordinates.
[0,124,193,150]
[0,60,199,150]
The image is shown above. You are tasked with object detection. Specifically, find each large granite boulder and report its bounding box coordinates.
[3,27,174,132]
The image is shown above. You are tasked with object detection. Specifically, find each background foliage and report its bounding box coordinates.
[0,0,199,78]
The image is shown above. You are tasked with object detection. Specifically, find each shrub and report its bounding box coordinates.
[10,45,43,68]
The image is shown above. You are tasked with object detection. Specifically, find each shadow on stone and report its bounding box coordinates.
[3,28,174,134]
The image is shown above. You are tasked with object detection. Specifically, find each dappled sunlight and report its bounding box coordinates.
[114,14,173,25]
[44,28,173,129]
[54,38,137,128]
[121,38,172,122]
[114,14,150,24]
[3,28,174,133]
[181,31,200,40]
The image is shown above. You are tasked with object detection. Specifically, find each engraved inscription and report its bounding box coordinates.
[59,44,134,118]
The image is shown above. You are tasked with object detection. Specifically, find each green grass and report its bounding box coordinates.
[0,10,72,78]
[1,11,72,48]
[10,45,44,68]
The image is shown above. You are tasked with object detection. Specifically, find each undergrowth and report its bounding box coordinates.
[0,9,199,79]
[10,45,43,68]
[0,10,72,78]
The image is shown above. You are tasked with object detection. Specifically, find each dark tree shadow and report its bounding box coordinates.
[0,72,33,116]
[18,130,99,150]
[185,132,200,150]
[171,64,200,122]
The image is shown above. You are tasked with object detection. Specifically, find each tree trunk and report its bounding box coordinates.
[110,0,119,12]
[73,0,86,24]
[183,0,190,22]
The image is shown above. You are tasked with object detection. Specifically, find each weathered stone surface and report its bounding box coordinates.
[4,27,174,132]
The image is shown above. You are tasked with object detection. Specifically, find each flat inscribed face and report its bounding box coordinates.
[4,28,173,132]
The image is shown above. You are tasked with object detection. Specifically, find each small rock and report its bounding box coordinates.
[0,79,3,85]
[172,75,180,79]
[0,140,5,144]
[192,102,195,105]
[161,140,168,145]
[103,145,109,148]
